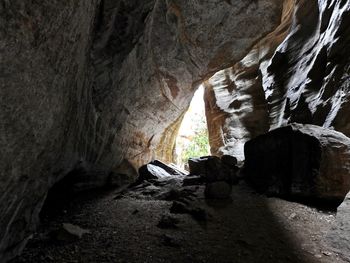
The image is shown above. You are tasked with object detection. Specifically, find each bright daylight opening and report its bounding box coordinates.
[174,85,210,170]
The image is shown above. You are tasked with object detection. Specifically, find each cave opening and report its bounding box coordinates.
[174,85,210,170]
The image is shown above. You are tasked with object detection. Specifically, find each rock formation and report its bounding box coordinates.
[204,0,350,159]
[0,0,285,260]
[244,123,350,201]
[1,0,350,261]
[204,0,295,160]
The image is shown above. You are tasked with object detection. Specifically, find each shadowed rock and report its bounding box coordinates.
[244,124,350,201]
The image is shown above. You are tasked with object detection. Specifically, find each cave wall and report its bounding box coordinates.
[0,1,100,260]
[91,0,285,169]
[0,0,285,261]
[1,0,349,260]
[204,0,350,159]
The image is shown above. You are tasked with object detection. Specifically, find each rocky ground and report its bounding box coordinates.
[11,177,348,263]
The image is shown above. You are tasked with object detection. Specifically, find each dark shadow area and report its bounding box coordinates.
[40,168,124,221]
[243,125,348,213]
[244,126,321,198]
[281,196,343,212]
[11,174,334,263]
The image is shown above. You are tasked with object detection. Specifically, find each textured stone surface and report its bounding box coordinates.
[265,0,350,134]
[0,1,285,260]
[326,191,350,262]
[0,1,100,261]
[204,0,350,160]
[2,0,350,261]
[204,0,295,160]
[244,124,350,201]
[93,0,284,168]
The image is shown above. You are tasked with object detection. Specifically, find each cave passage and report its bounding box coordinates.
[174,85,210,170]
[3,0,350,262]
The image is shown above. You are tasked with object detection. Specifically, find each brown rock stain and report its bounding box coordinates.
[167,2,197,46]
[156,69,180,100]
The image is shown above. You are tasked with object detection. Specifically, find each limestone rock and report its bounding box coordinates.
[204,0,350,161]
[244,124,350,201]
[264,0,350,136]
[204,0,295,160]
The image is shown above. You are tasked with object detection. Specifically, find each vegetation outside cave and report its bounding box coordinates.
[175,85,210,170]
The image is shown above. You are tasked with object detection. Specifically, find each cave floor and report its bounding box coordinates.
[11,178,347,263]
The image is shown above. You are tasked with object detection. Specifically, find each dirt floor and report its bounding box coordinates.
[11,177,348,263]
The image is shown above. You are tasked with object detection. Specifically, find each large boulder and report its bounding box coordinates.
[188,156,222,181]
[244,124,350,201]
[188,155,238,183]
[138,160,186,183]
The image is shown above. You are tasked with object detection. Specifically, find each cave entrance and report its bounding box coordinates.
[174,85,210,170]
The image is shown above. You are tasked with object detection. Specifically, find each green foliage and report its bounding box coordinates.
[181,121,209,165]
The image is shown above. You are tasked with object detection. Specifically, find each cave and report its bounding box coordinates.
[1,0,350,262]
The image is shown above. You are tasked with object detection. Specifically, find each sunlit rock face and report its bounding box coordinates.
[204,0,295,160]
[265,0,350,133]
[0,0,284,261]
[204,0,350,160]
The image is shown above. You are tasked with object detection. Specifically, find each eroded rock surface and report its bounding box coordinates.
[244,124,350,201]
[1,0,350,261]
[0,1,100,261]
[0,1,285,259]
[204,0,350,159]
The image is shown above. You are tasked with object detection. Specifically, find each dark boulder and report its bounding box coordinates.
[188,156,221,178]
[221,155,238,167]
[188,155,238,183]
[244,124,350,201]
